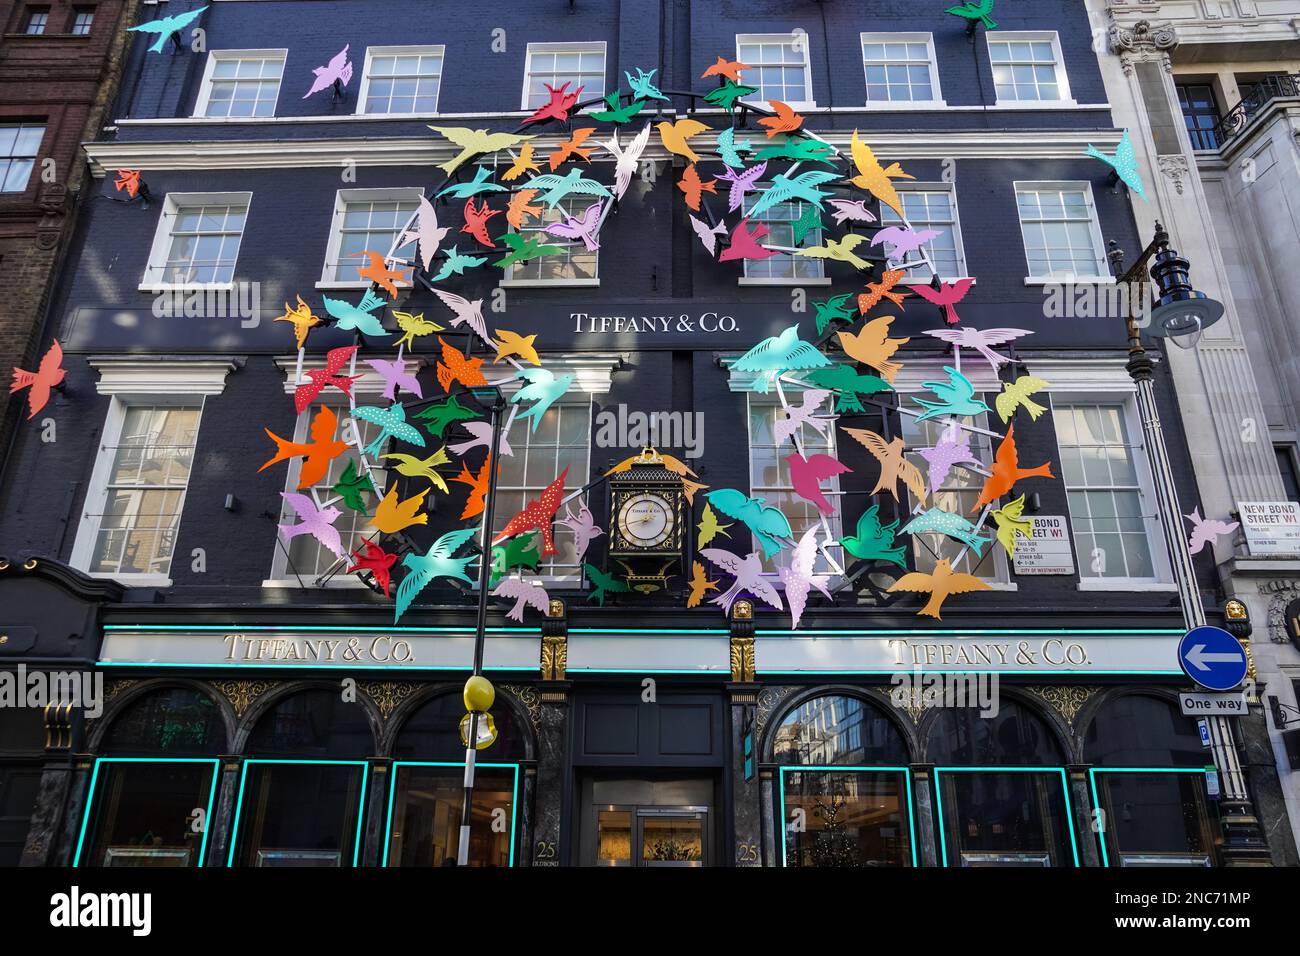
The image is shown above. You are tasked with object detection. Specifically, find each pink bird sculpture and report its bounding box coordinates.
[544,200,604,252]
[294,345,360,413]
[491,577,551,622]
[911,278,975,326]
[778,526,833,629]
[716,161,767,212]
[774,388,833,446]
[922,327,1032,373]
[701,548,783,613]
[917,423,981,494]
[719,218,776,262]
[871,226,940,260]
[447,419,513,458]
[1186,507,1240,555]
[278,493,344,559]
[826,199,877,226]
[785,452,852,516]
[557,502,604,563]
[304,45,353,98]
[366,357,422,401]
[688,214,728,256]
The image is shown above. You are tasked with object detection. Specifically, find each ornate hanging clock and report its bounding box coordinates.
[608,448,686,579]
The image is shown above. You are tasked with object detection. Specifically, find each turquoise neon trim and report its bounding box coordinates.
[1088,767,1211,868]
[759,669,1181,676]
[73,758,220,868]
[777,766,917,868]
[227,760,370,868]
[568,628,730,635]
[103,624,538,634]
[97,662,529,671]
[754,628,1183,636]
[933,767,1080,868]
[565,668,729,674]
[382,761,520,867]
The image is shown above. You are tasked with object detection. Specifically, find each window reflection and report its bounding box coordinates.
[783,770,911,867]
[386,764,516,867]
[773,694,909,766]
[938,770,1074,866]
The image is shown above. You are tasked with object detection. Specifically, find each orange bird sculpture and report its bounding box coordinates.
[452,453,493,520]
[355,251,410,298]
[10,339,64,419]
[548,127,597,170]
[115,169,142,198]
[859,269,911,314]
[493,466,569,558]
[887,559,991,619]
[972,424,1055,512]
[758,100,804,138]
[461,197,501,248]
[507,188,543,229]
[434,336,487,393]
[677,164,717,212]
[701,56,750,83]
[836,315,909,384]
[259,405,349,490]
[370,484,430,535]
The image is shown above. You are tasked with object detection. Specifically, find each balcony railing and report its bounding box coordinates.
[1212,73,1300,146]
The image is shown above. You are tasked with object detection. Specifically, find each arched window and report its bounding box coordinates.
[927,697,1077,867]
[228,689,374,868]
[386,692,529,867]
[1084,694,1218,866]
[772,694,914,867]
[77,686,225,867]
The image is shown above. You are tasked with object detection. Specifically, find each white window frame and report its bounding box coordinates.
[879,182,970,282]
[193,49,288,119]
[69,360,236,588]
[139,191,252,292]
[519,41,607,111]
[355,44,446,117]
[1030,358,1175,592]
[894,359,1015,589]
[499,194,600,288]
[738,186,829,287]
[860,32,944,109]
[986,31,1075,108]
[1013,181,1111,284]
[735,32,816,109]
[317,187,424,290]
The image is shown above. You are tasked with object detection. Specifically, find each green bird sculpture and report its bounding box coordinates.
[412,394,480,438]
[792,203,823,246]
[584,563,631,606]
[591,90,646,124]
[804,362,894,413]
[840,504,908,570]
[946,0,997,30]
[813,293,857,335]
[331,459,376,514]
[703,79,758,113]
[490,531,542,586]
[494,232,565,270]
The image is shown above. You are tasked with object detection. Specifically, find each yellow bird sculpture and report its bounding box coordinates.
[502,142,541,182]
[887,559,991,619]
[493,329,541,366]
[381,449,451,495]
[656,118,712,164]
[836,315,910,383]
[275,294,322,350]
[794,234,873,271]
[840,427,927,505]
[848,129,914,218]
[686,560,721,609]
[369,484,430,534]
[994,375,1050,423]
[991,493,1034,556]
[428,126,536,175]
[392,310,444,351]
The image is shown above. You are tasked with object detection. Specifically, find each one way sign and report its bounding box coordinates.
[1178,625,1248,691]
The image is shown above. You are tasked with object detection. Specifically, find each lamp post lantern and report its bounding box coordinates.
[1109,224,1268,864]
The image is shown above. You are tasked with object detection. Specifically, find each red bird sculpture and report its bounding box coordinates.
[493,466,569,558]
[10,339,65,419]
[524,81,583,125]
[972,424,1054,511]
[910,277,975,326]
[718,218,776,262]
[293,345,360,413]
[461,197,502,248]
[347,540,398,597]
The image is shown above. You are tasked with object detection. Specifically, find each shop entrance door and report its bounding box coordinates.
[578,776,715,866]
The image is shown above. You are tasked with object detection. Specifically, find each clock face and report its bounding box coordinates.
[618,493,675,549]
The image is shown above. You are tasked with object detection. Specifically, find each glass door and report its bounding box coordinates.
[594,804,708,867]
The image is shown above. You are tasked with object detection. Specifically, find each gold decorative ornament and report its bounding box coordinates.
[732,599,754,621]
[547,598,565,618]
[541,634,567,681]
[1224,600,1248,621]
[730,635,756,682]
[1024,685,1102,725]
[211,678,278,717]
[359,680,420,720]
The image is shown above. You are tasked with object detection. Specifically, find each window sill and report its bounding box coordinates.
[738,277,831,287]
[860,100,948,111]
[315,280,373,291]
[992,100,1080,110]
[88,572,173,588]
[261,578,369,589]
[498,278,600,288]
[1023,275,1115,286]
[139,282,236,293]
[902,276,976,286]
[1075,580,1178,592]
[982,581,1019,591]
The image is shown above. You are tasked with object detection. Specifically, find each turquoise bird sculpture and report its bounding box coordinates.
[705,488,793,561]
[435,165,506,200]
[430,244,489,282]
[128,4,208,53]
[323,289,390,339]
[755,138,837,165]
[394,527,480,621]
[901,507,992,557]
[748,170,841,218]
[732,324,831,393]
[352,403,427,456]
[524,168,613,208]
[912,366,991,423]
[1087,129,1147,200]
[509,367,575,432]
[716,127,754,169]
[840,504,907,569]
[625,67,669,102]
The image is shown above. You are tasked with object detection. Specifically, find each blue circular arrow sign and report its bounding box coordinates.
[1178,625,1248,691]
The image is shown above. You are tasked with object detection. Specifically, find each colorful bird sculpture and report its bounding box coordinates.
[887,559,991,619]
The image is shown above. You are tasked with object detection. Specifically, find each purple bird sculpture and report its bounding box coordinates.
[557,502,604,564]
[785,452,852,516]
[1186,507,1240,555]
[701,548,783,613]
[400,196,450,274]
[688,214,728,256]
[917,422,981,494]
[922,327,1033,374]
[716,161,767,212]
[871,226,941,259]
[366,356,423,401]
[304,45,353,98]
[278,492,344,559]
[544,200,604,252]
[774,388,833,446]
[778,526,834,629]
[826,199,877,226]
[447,419,513,458]
[491,577,551,622]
